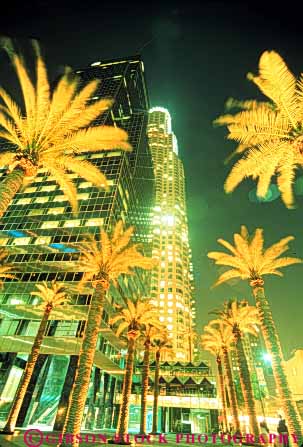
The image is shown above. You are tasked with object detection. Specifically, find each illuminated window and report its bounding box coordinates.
[167,324,173,330]
[54,195,66,202]
[90,153,104,159]
[64,220,81,228]
[25,187,37,193]
[13,237,31,245]
[77,193,90,200]
[168,302,173,307]
[35,197,49,204]
[0,366,23,402]
[79,181,92,189]
[41,185,56,192]
[86,218,104,227]
[48,207,64,215]
[159,301,164,307]
[159,317,165,322]
[35,236,51,245]
[17,198,31,205]
[28,209,43,216]
[41,221,59,229]
[168,309,173,314]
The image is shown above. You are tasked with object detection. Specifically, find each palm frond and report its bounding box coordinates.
[213,269,243,288]
[0,170,24,217]
[47,164,78,213]
[249,51,299,127]
[209,226,300,286]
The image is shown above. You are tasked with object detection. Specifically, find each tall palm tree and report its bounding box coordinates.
[139,323,164,434]
[214,50,303,209]
[208,225,303,435]
[2,281,68,434]
[213,300,260,436]
[62,222,156,443]
[151,330,173,434]
[110,300,159,438]
[0,38,131,217]
[201,321,239,432]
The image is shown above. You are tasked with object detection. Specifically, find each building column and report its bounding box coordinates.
[53,355,79,431]
[0,353,17,396]
[16,354,48,427]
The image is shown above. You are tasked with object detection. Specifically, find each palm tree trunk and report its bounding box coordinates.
[222,346,241,432]
[234,330,259,437]
[117,332,137,438]
[251,282,303,436]
[62,282,105,445]
[140,338,151,434]
[216,355,228,433]
[2,307,51,434]
[0,169,24,219]
[152,350,160,434]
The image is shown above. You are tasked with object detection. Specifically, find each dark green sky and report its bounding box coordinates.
[1,0,303,358]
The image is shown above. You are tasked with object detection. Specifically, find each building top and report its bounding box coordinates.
[148,106,179,155]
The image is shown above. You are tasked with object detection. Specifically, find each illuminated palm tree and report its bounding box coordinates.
[201,321,239,432]
[62,222,155,442]
[110,300,159,438]
[151,330,173,434]
[212,300,260,436]
[2,281,68,434]
[214,50,303,208]
[139,323,164,434]
[208,225,303,435]
[0,38,131,217]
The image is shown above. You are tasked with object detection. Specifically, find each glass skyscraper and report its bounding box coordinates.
[0,56,154,430]
[147,107,196,361]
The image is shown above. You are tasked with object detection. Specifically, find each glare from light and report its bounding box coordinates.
[263,353,272,363]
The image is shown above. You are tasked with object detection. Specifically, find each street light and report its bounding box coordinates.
[263,353,272,364]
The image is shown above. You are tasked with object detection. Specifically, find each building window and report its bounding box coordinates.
[35,236,51,245]
[28,209,43,216]
[54,195,66,202]
[79,182,92,189]
[41,221,59,229]
[17,198,31,205]
[13,237,31,245]
[41,185,56,192]
[35,197,49,204]
[48,207,65,215]
[63,220,81,228]
[85,218,104,227]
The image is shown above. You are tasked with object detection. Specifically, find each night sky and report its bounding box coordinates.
[1,0,303,358]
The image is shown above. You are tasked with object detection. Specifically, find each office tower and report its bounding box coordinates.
[0,56,154,430]
[147,107,196,361]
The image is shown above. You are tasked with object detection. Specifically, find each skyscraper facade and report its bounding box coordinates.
[147,107,196,361]
[0,56,154,430]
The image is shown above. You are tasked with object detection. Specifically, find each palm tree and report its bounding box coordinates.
[214,50,303,209]
[151,329,173,434]
[0,38,131,217]
[208,225,303,435]
[201,321,239,432]
[139,323,164,434]
[110,300,159,438]
[2,281,68,434]
[213,300,260,436]
[62,222,156,442]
